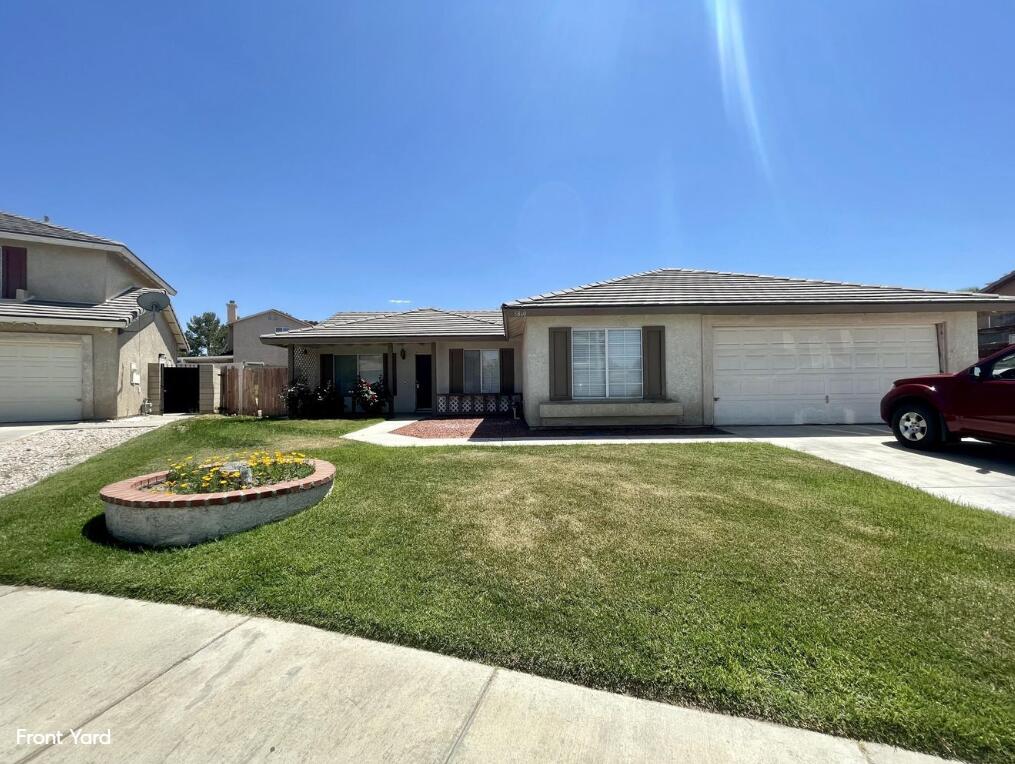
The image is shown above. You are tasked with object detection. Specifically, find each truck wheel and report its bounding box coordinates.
[891,402,941,450]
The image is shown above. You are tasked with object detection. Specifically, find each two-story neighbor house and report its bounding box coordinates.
[262,269,1015,427]
[0,211,188,422]
[225,301,311,366]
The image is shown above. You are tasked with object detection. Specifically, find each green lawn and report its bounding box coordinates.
[1,416,1012,763]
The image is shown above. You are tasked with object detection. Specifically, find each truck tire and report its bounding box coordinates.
[891,402,941,450]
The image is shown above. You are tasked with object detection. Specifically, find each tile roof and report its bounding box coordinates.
[0,210,175,294]
[263,308,504,342]
[983,269,1015,294]
[505,268,1015,308]
[0,288,189,349]
[0,210,124,247]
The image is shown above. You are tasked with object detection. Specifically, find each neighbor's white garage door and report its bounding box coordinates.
[713,325,940,425]
[0,336,84,422]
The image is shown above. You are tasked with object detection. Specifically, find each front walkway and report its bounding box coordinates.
[346,419,1015,516]
[0,587,946,763]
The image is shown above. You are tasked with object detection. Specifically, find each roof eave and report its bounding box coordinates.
[0,314,126,328]
[501,299,1015,315]
[261,332,508,345]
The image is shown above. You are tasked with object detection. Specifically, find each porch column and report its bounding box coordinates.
[386,343,396,416]
[430,341,437,411]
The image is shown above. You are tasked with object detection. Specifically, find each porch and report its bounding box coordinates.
[287,339,523,417]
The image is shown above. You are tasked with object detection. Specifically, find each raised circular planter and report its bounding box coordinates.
[100,459,335,547]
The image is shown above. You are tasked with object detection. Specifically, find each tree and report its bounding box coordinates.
[185,312,229,356]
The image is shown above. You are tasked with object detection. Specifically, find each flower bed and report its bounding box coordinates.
[100,458,335,548]
[160,450,313,494]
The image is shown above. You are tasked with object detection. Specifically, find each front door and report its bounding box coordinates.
[415,354,433,410]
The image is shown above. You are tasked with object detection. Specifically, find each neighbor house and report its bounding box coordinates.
[261,269,1015,427]
[182,301,312,367]
[0,211,187,422]
[978,269,1015,357]
[225,300,312,366]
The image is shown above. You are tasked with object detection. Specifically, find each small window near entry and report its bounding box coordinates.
[463,349,500,394]
[358,354,383,385]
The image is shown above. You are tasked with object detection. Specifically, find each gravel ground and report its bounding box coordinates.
[0,427,155,498]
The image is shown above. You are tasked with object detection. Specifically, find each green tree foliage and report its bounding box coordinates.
[184,312,229,356]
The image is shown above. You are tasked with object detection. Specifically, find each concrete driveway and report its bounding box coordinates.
[724,424,1015,517]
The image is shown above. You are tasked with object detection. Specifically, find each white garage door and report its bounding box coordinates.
[713,325,941,425]
[0,336,84,422]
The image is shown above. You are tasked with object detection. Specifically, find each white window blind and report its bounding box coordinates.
[572,329,642,399]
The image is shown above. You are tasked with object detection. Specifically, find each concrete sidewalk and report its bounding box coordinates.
[344,417,748,447]
[0,587,946,763]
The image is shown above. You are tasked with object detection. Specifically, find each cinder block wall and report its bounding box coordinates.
[198,365,217,414]
[146,363,163,414]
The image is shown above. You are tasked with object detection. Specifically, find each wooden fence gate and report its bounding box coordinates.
[221,366,288,417]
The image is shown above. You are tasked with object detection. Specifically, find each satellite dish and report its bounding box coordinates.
[137,291,171,313]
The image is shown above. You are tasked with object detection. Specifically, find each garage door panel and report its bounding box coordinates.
[0,337,84,423]
[713,324,940,425]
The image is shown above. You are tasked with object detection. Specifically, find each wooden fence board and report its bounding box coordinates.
[220,366,288,416]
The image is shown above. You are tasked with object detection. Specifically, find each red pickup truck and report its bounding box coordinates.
[880,344,1015,449]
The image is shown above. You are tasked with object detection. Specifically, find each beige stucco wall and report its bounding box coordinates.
[522,313,703,427]
[0,237,183,420]
[522,309,979,428]
[0,237,153,304]
[116,311,179,417]
[288,338,523,414]
[233,312,308,366]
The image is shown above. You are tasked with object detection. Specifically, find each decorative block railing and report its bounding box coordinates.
[436,393,522,417]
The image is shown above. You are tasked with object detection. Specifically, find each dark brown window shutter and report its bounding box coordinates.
[548,327,571,400]
[642,326,665,400]
[1,247,27,299]
[319,353,334,387]
[449,348,464,394]
[499,348,515,394]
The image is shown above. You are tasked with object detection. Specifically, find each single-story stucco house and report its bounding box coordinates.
[262,268,1015,427]
[0,211,188,422]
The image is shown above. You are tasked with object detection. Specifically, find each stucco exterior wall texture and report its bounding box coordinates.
[116,311,179,417]
[8,239,144,305]
[0,237,180,420]
[522,310,979,428]
[290,338,523,414]
[232,312,307,366]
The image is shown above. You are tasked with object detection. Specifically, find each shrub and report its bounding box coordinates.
[352,377,389,415]
[281,380,345,419]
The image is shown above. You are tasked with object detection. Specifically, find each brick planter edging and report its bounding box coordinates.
[100,459,335,508]
[101,459,335,547]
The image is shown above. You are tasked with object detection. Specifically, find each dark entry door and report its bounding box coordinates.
[163,366,199,413]
[415,354,432,410]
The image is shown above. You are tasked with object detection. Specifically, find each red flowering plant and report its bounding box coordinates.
[352,376,389,415]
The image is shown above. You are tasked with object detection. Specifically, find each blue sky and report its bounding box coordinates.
[1,1,1013,323]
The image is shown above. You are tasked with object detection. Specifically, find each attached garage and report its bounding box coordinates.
[0,335,86,422]
[713,324,942,425]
